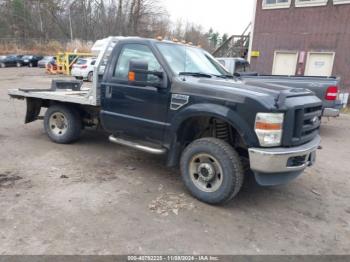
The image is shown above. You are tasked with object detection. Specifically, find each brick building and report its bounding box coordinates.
[249,0,350,98]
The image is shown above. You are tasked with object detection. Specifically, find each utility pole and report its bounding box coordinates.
[69,1,74,41]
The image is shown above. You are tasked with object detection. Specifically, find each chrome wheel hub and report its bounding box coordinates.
[49,113,68,136]
[197,163,215,182]
[189,153,223,193]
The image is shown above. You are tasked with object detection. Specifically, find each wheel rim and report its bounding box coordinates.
[49,112,68,136]
[189,153,224,193]
[0,63,4,68]
[88,73,93,82]
[16,63,21,67]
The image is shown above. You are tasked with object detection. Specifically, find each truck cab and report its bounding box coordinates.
[8,37,323,205]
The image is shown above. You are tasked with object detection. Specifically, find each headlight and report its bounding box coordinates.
[255,113,284,147]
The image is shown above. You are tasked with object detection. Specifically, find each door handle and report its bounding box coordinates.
[105,86,112,98]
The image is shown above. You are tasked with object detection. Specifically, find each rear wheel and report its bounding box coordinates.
[180,138,244,205]
[29,62,33,67]
[87,71,93,82]
[44,104,82,144]
[0,63,5,68]
[16,62,21,68]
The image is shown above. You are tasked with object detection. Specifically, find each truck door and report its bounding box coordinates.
[100,43,170,144]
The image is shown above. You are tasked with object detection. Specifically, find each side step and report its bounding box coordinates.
[109,135,167,155]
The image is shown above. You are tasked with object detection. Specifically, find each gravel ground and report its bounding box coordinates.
[0,68,349,255]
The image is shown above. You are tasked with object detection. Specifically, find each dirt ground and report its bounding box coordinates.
[0,68,349,255]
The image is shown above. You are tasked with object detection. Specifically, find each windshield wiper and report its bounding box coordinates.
[213,74,234,79]
[179,72,212,78]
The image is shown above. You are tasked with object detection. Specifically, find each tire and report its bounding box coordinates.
[87,71,93,82]
[16,62,21,68]
[0,63,5,68]
[44,104,82,144]
[180,138,244,205]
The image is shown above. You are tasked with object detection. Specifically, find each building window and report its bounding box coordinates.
[333,0,350,5]
[262,0,291,9]
[295,0,328,7]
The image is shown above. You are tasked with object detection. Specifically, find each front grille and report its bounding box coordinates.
[291,105,322,145]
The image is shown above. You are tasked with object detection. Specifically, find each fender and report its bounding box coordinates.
[165,103,259,167]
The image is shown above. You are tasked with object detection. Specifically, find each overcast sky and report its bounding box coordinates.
[162,0,255,36]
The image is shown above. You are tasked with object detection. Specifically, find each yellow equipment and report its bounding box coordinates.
[46,52,92,75]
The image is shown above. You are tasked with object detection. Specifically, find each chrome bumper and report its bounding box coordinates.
[248,135,321,174]
[323,108,340,117]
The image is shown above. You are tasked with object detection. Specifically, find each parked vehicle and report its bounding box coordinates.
[71,57,96,82]
[18,55,44,67]
[38,56,56,68]
[0,55,23,68]
[217,57,342,117]
[216,57,251,74]
[8,37,323,205]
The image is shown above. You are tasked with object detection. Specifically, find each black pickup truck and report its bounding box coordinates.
[8,37,322,204]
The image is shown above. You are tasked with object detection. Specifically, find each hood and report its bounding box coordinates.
[171,76,314,108]
[241,79,313,96]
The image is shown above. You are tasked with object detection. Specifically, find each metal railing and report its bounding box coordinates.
[212,23,251,58]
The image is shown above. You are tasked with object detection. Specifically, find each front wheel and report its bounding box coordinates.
[0,63,5,68]
[44,104,82,144]
[180,138,244,205]
[16,62,21,68]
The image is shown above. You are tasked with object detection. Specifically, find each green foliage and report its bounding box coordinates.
[222,33,228,43]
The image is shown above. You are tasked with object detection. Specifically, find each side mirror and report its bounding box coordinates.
[128,59,165,88]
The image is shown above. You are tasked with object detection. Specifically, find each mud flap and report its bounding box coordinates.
[25,98,42,124]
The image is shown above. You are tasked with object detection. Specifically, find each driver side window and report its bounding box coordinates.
[114,44,162,82]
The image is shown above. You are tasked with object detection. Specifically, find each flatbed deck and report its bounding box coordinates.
[8,36,122,107]
[8,87,95,105]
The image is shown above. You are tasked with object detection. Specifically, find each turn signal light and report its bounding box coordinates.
[128,71,135,81]
[255,122,282,130]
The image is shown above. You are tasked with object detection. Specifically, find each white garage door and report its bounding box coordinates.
[272,51,298,76]
[305,52,335,77]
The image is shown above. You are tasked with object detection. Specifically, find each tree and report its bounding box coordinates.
[209,31,220,50]
[0,0,226,54]
[222,33,228,44]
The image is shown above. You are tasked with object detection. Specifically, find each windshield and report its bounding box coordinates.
[156,43,230,77]
[76,59,87,65]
